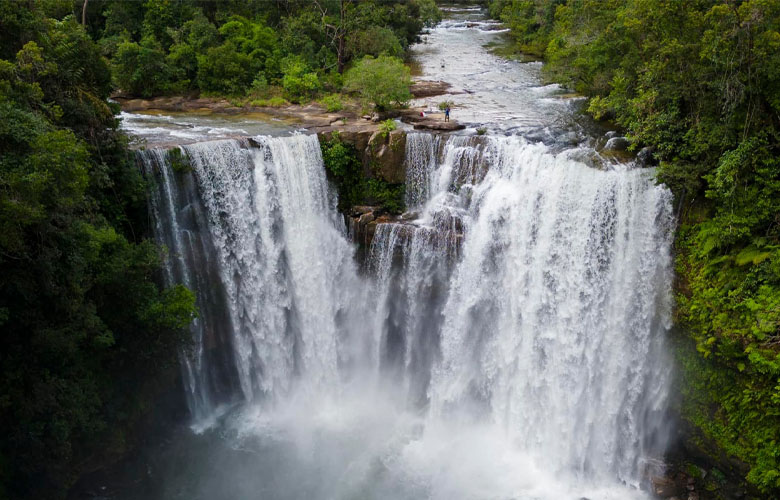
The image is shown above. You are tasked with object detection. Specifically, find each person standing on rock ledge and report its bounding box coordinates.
[445,105,451,122]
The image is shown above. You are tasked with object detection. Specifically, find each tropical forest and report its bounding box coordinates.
[0,1,777,499]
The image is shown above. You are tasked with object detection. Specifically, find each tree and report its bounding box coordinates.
[196,41,253,95]
[415,0,442,27]
[113,36,174,96]
[347,26,403,59]
[343,55,411,111]
[312,0,353,73]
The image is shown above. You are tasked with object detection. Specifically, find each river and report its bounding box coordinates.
[89,5,675,500]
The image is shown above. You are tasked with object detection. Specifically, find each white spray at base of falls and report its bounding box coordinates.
[141,132,675,499]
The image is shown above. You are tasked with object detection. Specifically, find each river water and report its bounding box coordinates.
[97,5,675,500]
[411,5,576,133]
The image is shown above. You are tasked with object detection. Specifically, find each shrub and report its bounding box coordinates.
[281,56,321,103]
[320,93,343,112]
[250,74,269,95]
[167,148,191,173]
[379,119,397,138]
[321,133,364,210]
[343,55,411,111]
[365,178,405,214]
[438,100,454,111]
[416,0,443,27]
[250,96,287,107]
[322,70,344,92]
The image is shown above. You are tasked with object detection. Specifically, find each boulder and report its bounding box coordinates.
[559,131,580,145]
[351,205,379,216]
[340,129,373,153]
[358,212,375,225]
[410,80,452,98]
[604,136,630,152]
[637,146,657,166]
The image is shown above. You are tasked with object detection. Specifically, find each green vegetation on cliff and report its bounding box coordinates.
[321,131,405,214]
[0,3,197,498]
[490,0,780,492]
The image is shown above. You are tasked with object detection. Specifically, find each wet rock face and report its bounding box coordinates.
[369,130,407,184]
[346,206,399,248]
[604,136,630,152]
[318,128,408,185]
[651,475,687,498]
[648,459,754,500]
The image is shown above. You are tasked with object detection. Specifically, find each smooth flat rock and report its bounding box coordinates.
[412,119,465,131]
[410,80,452,98]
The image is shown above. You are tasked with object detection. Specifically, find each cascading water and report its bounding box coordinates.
[138,129,675,499]
[372,134,675,491]
[140,135,366,426]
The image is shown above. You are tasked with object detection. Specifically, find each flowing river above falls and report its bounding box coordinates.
[101,5,676,500]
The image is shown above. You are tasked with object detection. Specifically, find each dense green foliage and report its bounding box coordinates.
[320,93,344,112]
[0,3,197,498]
[81,0,439,101]
[378,118,398,137]
[321,131,405,214]
[490,0,780,492]
[344,55,413,111]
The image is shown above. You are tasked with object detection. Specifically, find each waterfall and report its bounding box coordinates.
[140,135,365,423]
[370,133,675,489]
[141,132,674,498]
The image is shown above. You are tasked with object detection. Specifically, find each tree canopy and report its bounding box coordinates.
[0,4,196,498]
[80,0,438,101]
[343,55,412,111]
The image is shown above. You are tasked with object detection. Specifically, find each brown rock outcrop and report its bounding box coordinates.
[410,80,452,98]
[317,127,407,186]
[368,129,407,184]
